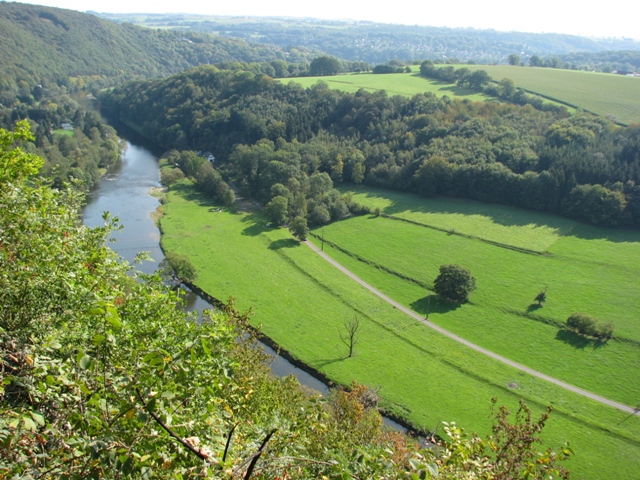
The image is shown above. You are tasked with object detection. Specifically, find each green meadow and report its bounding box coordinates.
[160,180,640,479]
[315,187,640,405]
[455,65,640,124]
[281,73,490,102]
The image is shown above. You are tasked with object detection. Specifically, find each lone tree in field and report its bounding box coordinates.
[534,288,547,306]
[434,264,476,303]
[340,316,361,358]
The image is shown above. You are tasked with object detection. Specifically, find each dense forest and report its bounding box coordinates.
[99,13,640,66]
[101,65,640,227]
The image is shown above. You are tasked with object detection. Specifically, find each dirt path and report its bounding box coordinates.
[304,240,639,415]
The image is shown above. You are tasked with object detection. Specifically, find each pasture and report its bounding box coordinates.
[453,64,640,124]
[160,180,640,479]
[318,187,640,405]
[282,73,491,101]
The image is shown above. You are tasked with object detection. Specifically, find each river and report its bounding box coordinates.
[82,132,408,432]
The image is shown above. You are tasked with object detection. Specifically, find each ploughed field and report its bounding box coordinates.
[160,180,640,479]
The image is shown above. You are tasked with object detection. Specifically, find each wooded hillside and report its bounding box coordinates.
[101,66,640,228]
[0,2,311,94]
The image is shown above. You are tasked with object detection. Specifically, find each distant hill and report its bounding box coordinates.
[98,13,640,65]
[0,2,314,93]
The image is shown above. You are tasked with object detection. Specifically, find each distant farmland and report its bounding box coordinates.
[281,72,491,102]
[446,64,640,125]
[282,66,640,125]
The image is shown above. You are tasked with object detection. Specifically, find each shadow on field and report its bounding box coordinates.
[526,303,543,313]
[170,182,215,207]
[410,294,461,315]
[439,84,485,97]
[312,357,347,368]
[268,238,300,250]
[358,187,640,244]
[241,212,269,236]
[555,329,609,350]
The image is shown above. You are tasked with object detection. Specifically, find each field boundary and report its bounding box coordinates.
[308,231,430,289]
[379,213,552,256]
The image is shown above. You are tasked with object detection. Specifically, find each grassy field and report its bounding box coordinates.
[281,73,491,102]
[330,187,640,393]
[52,129,74,136]
[160,180,640,479]
[450,64,640,125]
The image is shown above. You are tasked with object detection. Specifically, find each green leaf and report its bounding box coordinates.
[79,354,92,369]
[88,307,105,316]
[106,313,123,331]
[30,412,45,426]
[92,333,106,346]
[201,336,211,355]
[22,417,36,431]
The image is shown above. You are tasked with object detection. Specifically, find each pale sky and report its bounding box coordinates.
[8,0,640,40]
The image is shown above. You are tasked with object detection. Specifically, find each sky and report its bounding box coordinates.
[9,0,640,40]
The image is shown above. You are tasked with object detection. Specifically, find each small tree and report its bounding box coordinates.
[289,216,309,241]
[264,195,289,225]
[222,188,235,207]
[567,312,613,339]
[433,264,476,303]
[534,288,547,306]
[340,316,361,358]
[159,251,197,286]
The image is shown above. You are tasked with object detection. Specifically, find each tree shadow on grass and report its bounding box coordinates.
[526,303,543,313]
[311,357,347,368]
[410,294,461,316]
[555,329,609,350]
[170,182,215,208]
[268,238,300,250]
[240,212,268,236]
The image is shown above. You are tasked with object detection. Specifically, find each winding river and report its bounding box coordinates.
[82,130,408,432]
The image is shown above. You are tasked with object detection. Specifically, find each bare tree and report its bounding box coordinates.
[340,316,360,358]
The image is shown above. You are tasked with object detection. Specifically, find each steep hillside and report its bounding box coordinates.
[0,2,310,92]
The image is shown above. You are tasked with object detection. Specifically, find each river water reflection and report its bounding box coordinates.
[82,135,406,432]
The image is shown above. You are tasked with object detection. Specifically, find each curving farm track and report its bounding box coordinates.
[304,239,639,416]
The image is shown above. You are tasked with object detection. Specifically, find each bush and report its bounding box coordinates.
[160,166,185,186]
[566,312,613,339]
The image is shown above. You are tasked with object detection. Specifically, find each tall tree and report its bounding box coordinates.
[309,56,342,76]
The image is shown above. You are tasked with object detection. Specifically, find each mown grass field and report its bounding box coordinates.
[330,187,640,396]
[281,73,490,102]
[453,64,640,125]
[160,180,640,479]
